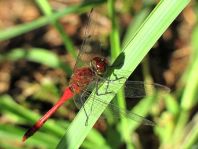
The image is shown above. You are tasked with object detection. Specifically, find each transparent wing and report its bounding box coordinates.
[76,90,155,126]
[73,8,94,71]
[73,80,169,125]
[73,8,104,71]
[74,80,169,108]
[93,79,170,98]
[123,81,170,98]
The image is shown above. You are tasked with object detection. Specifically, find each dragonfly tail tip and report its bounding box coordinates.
[22,124,39,142]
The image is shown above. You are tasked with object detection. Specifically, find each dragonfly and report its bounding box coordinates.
[22,8,169,142]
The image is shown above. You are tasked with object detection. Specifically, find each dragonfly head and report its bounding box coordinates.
[90,57,108,75]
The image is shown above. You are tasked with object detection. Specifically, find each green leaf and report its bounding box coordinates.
[1,48,72,74]
[35,0,77,58]
[0,95,65,137]
[0,0,106,41]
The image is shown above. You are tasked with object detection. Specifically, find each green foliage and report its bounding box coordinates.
[0,0,197,149]
[57,0,191,149]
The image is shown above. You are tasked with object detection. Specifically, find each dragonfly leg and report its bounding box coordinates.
[95,79,114,96]
[80,92,89,126]
[111,72,126,82]
[98,73,126,83]
[86,82,97,122]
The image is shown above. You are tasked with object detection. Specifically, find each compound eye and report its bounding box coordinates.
[90,57,108,75]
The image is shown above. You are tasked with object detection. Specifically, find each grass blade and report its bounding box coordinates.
[35,0,77,58]
[0,0,106,41]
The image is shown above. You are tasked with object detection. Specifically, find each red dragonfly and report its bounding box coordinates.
[22,9,169,142]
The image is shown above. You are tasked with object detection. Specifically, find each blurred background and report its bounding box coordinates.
[0,0,197,149]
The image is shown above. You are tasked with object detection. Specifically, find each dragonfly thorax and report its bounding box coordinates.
[90,57,108,76]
